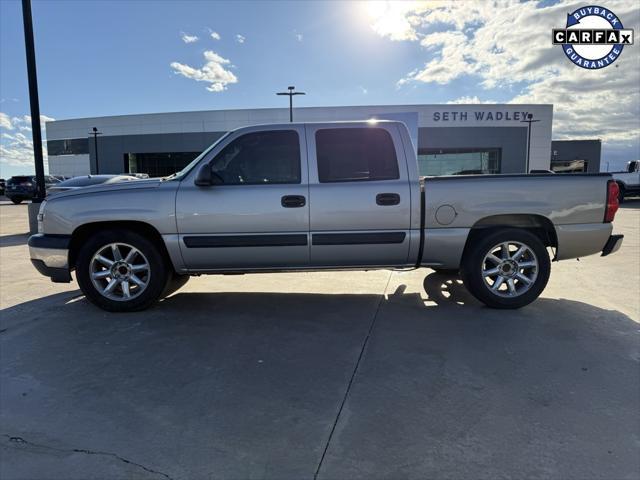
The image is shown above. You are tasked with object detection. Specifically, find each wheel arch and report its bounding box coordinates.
[69,221,175,271]
[463,214,558,260]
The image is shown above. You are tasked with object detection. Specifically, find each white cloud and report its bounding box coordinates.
[14,114,55,133]
[170,50,238,92]
[359,86,368,95]
[181,32,199,43]
[407,31,475,85]
[0,112,12,130]
[235,34,245,44]
[369,0,640,143]
[210,31,221,40]
[447,96,498,105]
[0,113,54,168]
[6,114,54,131]
[295,33,303,42]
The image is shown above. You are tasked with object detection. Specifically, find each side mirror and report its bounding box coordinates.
[195,163,212,186]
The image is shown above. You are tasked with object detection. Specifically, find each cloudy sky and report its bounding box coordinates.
[0,0,638,177]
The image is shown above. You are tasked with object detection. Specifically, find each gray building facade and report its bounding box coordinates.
[46,104,554,177]
[551,140,602,173]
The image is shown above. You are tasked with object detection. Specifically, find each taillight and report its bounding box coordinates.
[604,180,619,223]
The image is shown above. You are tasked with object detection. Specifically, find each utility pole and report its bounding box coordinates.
[90,127,102,174]
[21,0,45,201]
[276,86,305,122]
[520,113,540,173]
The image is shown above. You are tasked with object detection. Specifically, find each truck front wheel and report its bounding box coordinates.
[460,228,551,309]
[76,229,171,312]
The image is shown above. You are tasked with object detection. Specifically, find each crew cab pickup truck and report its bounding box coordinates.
[28,121,623,312]
[612,160,640,202]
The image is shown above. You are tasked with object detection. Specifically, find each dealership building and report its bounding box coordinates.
[45,103,598,178]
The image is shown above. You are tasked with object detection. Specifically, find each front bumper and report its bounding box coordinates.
[601,234,624,257]
[28,234,72,283]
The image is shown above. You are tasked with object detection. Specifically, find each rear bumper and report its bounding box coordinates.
[621,186,640,197]
[555,223,613,260]
[601,234,624,257]
[5,188,35,198]
[28,234,72,283]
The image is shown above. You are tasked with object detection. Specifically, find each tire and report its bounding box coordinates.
[460,228,551,309]
[76,229,171,312]
[10,197,22,204]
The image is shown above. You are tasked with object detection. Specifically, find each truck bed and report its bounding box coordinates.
[419,173,613,266]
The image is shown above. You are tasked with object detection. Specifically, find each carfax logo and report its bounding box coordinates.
[552,5,634,69]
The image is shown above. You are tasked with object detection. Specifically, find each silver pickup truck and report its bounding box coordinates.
[29,121,623,312]
[612,160,640,202]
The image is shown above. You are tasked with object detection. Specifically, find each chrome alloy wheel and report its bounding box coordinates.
[481,241,538,298]
[89,243,151,301]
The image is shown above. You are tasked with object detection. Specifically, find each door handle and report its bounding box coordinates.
[281,195,306,208]
[376,193,400,206]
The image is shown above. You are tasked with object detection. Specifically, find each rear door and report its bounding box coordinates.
[176,126,309,271]
[306,123,412,267]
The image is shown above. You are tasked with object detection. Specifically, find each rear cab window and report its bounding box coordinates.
[315,127,399,183]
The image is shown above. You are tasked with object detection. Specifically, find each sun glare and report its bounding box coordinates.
[365,1,388,20]
[360,1,420,42]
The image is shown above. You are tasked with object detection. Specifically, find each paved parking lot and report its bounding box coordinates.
[1,199,639,480]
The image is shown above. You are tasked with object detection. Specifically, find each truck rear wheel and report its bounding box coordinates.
[76,229,171,312]
[460,228,550,309]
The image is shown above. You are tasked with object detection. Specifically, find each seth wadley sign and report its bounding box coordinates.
[432,111,534,122]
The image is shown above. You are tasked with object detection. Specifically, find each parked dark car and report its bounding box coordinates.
[0,178,6,196]
[5,175,60,204]
[46,174,139,194]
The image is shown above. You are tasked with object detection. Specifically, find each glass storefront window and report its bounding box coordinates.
[47,138,89,155]
[125,152,201,177]
[550,159,587,173]
[417,148,501,176]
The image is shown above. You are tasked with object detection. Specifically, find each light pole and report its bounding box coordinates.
[90,127,102,174]
[276,86,305,122]
[520,113,540,173]
[21,0,45,201]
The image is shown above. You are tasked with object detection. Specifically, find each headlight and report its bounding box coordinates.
[37,201,46,234]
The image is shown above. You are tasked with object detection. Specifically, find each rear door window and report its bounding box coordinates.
[315,128,399,183]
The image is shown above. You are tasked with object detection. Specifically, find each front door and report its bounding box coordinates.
[306,123,412,267]
[176,126,309,271]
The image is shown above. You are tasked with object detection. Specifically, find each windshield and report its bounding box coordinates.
[165,132,231,181]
